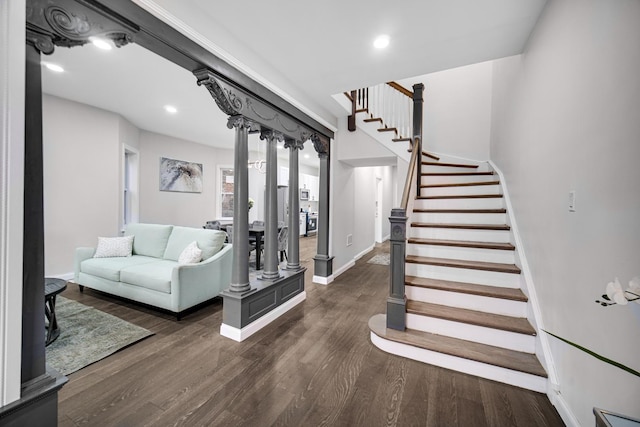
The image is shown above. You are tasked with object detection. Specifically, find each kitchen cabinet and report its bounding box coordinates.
[300,173,319,201]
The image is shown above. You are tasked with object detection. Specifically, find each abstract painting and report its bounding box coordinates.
[159,157,203,193]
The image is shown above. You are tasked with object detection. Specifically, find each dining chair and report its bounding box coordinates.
[277,226,288,262]
[226,225,256,253]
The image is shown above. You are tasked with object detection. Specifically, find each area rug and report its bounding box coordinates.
[367,253,390,265]
[46,297,154,375]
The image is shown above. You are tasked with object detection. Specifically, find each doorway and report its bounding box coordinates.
[375,177,383,243]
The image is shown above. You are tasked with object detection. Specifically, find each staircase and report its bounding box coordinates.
[369,157,548,393]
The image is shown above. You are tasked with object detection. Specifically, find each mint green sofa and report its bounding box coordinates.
[73,223,232,318]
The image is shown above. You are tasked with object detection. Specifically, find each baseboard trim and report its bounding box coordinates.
[354,244,375,261]
[312,275,333,285]
[548,389,580,427]
[220,291,306,342]
[49,272,73,281]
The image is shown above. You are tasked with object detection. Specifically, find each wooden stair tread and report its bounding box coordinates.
[422,152,440,161]
[393,137,412,142]
[422,161,478,169]
[364,117,382,123]
[405,276,527,302]
[369,315,546,377]
[407,237,515,251]
[413,208,507,214]
[355,108,368,113]
[378,127,397,132]
[406,301,535,335]
[422,172,494,176]
[418,194,503,200]
[421,180,500,188]
[411,222,511,230]
[406,255,521,274]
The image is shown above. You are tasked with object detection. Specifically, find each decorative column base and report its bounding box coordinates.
[386,296,407,331]
[220,268,306,341]
[0,368,67,427]
[313,254,334,281]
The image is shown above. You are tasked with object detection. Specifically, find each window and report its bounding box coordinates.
[220,167,234,219]
[123,146,139,229]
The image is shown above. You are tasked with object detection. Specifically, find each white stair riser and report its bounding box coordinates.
[405,285,527,317]
[406,313,535,353]
[370,333,547,393]
[422,184,502,197]
[405,263,520,288]
[414,197,504,210]
[410,227,511,243]
[421,174,496,185]
[412,212,506,225]
[407,244,515,264]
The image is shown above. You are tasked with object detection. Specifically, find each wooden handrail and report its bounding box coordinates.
[387,81,413,98]
[401,137,421,210]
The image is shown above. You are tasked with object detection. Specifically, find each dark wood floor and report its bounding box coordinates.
[56,236,564,426]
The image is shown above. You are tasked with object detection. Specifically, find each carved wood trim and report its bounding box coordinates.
[26,0,137,53]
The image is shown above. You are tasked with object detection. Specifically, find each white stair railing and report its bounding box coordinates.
[348,82,413,140]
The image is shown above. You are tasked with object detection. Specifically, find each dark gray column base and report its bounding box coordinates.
[386,296,407,331]
[0,367,67,427]
[221,268,306,331]
[313,255,334,278]
[285,264,303,271]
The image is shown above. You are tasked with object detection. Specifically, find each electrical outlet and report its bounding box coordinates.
[346,234,353,246]
[568,191,576,212]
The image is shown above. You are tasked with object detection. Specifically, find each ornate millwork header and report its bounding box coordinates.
[194,68,330,155]
[26,0,138,54]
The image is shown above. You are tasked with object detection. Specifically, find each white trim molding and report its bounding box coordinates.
[220,291,306,342]
[0,0,25,406]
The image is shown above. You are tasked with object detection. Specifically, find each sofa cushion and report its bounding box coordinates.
[124,223,173,258]
[163,226,226,261]
[120,260,176,294]
[80,255,158,282]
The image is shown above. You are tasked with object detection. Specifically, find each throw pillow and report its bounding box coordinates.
[178,241,202,265]
[93,235,134,258]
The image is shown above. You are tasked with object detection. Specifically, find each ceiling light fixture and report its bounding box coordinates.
[90,37,113,51]
[304,154,310,159]
[42,62,64,73]
[164,105,178,114]
[373,35,390,49]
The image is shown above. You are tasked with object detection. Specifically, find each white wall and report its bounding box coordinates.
[399,61,494,161]
[490,0,640,424]
[0,0,25,406]
[43,95,122,276]
[138,130,233,228]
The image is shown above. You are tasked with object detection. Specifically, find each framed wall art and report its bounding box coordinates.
[159,157,203,193]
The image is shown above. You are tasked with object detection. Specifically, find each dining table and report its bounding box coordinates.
[221,224,282,271]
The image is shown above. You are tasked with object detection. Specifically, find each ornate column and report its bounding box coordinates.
[228,115,256,293]
[260,129,283,280]
[285,138,304,270]
[312,136,334,281]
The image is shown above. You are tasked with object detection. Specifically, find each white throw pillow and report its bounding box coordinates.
[178,241,202,265]
[93,235,134,258]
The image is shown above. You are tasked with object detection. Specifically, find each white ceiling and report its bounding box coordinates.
[41,0,547,162]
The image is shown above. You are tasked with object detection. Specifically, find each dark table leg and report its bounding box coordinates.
[255,235,262,270]
[45,295,60,346]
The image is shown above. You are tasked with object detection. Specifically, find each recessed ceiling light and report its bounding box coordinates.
[373,35,390,49]
[42,62,64,73]
[277,144,284,149]
[304,154,310,159]
[164,105,178,114]
[90,37,113,51]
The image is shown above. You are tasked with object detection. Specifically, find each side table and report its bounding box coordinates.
[45,278,67,346]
